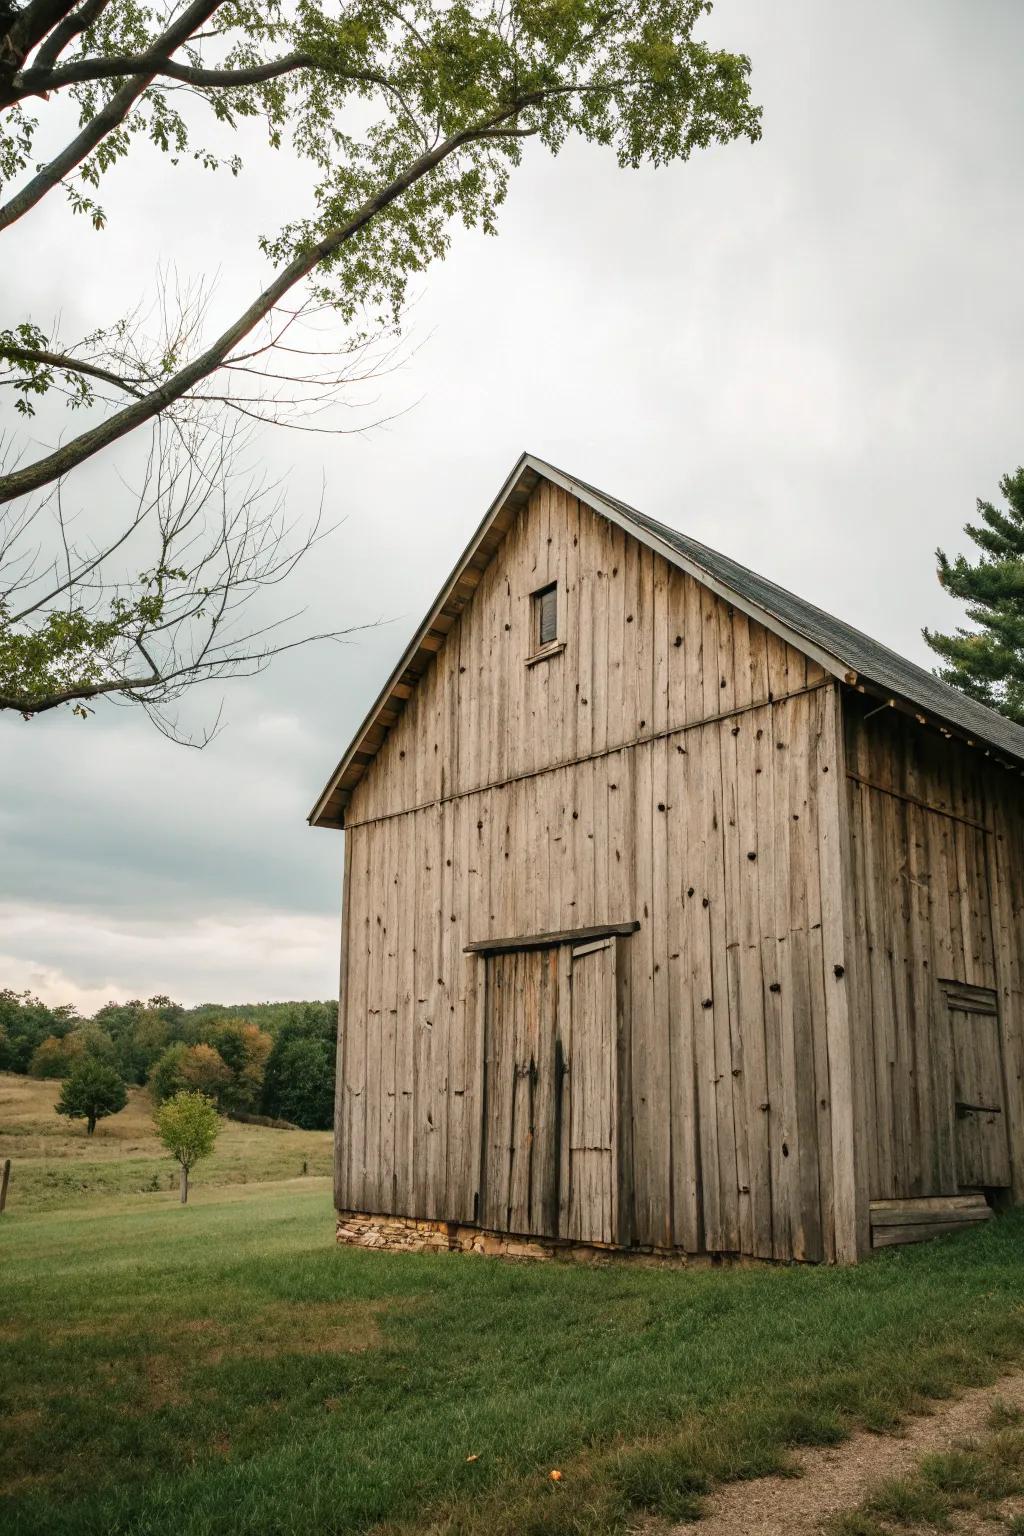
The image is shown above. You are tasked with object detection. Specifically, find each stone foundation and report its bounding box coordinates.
[336,1210,722,1266]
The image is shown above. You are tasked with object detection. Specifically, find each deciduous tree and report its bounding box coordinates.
[178,1041,233,1102]
[210,1018,273,1111]
[55,1057,128,1134]
[154,1089,220,1202]
[261,1003,336,1128]
[0,988,79,1073]
[148,1040,189,1103]
[30,1022,115,1076]
[30,1031,84,1077]
[0,0,760,736]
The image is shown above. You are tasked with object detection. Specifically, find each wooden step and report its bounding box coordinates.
[869,1194,993,1248]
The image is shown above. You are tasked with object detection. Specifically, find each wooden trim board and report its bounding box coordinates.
[465,921,639,956]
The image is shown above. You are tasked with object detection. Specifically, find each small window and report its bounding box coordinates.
[533,582,558,648]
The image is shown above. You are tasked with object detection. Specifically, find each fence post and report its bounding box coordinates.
[0,1158,11,1214]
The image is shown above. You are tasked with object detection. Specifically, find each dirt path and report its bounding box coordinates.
[675,1369,1024,1536]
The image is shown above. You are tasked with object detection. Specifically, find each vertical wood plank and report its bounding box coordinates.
[817,685,870,1262]
[334,828,354,1214]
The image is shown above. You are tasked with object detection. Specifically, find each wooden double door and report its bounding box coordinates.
[479,936,630,1246]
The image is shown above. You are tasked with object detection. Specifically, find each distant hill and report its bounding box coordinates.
[0,1070,332,1213]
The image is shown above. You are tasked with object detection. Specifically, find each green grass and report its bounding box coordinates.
[5,1187,1024,1535]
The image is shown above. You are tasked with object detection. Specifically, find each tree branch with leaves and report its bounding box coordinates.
[1,0,760,734]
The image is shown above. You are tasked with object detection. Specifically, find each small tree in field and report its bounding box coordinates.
[55,1058,127,1135]
[154,1092,220,1204]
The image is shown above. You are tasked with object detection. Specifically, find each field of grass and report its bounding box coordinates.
[0,1072,332,1210]
[5,1172,1024,1536]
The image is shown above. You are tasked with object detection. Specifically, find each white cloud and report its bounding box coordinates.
[0,903,339,1011]
[2,0,1022,1008]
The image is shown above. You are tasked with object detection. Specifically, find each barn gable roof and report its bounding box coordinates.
[309,452,1024,828]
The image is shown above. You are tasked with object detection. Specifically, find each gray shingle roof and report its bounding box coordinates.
[310,453,1024,826]
[560,464,1024,770]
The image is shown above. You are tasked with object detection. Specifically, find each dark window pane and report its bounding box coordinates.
[538,586,557,646]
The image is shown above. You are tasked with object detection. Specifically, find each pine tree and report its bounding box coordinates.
[924,468,1024,723]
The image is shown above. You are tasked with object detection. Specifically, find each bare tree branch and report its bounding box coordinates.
[1,407,377,734]
[0,0,760,738]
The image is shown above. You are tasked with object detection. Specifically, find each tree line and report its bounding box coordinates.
[0,991,336,1130]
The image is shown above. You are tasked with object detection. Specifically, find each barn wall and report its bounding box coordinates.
[843,694,1024,1203]
[337,485,855,1260]
[345,481,826,826]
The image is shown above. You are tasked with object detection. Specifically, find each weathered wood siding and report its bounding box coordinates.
[843,693,1024,1203]
[346,480,828,820]
[337,484,856,1260]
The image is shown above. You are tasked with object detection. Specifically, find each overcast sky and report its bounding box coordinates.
[3,0,1022,1013]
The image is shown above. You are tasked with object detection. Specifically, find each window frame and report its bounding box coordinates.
[528,581,562,663]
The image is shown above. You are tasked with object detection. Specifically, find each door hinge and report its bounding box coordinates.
[955,1100,1003,1118]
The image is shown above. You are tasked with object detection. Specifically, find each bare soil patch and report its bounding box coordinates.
[674,1369,1024,1536]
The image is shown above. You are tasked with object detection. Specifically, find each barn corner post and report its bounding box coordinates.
[817,682,871,1263]
[984,789,1024,1207]
[334,827,354,1224]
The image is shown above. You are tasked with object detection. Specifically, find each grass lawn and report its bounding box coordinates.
[4,1182,1024,1536]
[0,1072,332,1209]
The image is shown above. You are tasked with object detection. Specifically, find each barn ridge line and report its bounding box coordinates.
[309,452,1024,829]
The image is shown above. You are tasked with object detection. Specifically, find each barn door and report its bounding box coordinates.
[479,935,630,1244]
[480,947,561,1237]
[942,981,1011,1190]
[560,938,623,1246]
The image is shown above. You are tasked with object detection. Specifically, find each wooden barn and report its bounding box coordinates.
[309,454,1024,1264]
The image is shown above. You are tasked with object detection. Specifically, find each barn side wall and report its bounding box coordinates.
[843,693,1024,1204]
[336,484,855,1262]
